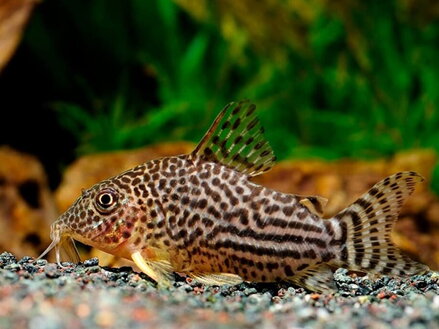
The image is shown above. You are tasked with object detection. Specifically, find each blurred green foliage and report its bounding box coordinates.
[24,0,439,188]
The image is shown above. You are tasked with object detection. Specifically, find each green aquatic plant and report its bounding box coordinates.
[21,0,439,191]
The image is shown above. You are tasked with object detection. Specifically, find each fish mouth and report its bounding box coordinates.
[37,222,81,266]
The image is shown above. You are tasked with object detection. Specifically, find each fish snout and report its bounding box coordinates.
[48,211,76,243]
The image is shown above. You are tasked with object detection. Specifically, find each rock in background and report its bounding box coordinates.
[0,147,57,258]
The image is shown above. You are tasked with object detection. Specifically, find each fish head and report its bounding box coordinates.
[39,176,145,263]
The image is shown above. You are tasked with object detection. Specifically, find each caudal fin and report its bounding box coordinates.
[333,171,429,276]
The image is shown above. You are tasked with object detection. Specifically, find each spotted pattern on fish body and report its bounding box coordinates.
[39,100,430,293]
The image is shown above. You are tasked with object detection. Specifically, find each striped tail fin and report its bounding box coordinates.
[332,171,429,276]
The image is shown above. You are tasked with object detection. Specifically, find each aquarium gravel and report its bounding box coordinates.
[0,252,438,329]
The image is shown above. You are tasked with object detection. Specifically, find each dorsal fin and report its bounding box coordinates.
[191,100,276,177]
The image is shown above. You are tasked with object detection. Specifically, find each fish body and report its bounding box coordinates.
[40,100,429,292]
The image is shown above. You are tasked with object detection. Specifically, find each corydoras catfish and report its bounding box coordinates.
[38,100,429,292]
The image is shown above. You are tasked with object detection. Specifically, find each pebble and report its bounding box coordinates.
[3,270,19,282]
[84,258,99,267]
[23,263,38,274]
[0,252,17,267]
[243,287,257,295]
[85,266,101,274]
[18,256,33,264]
[36,259,47,266]
[44,264,61,278]
[4,263,21,272]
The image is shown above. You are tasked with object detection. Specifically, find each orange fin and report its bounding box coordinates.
[61,237,81,263]
[191,100,276,177]
[131,251,173,287]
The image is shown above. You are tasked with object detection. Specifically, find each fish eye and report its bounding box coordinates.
[95,188,118,213]
[99,193,113,206]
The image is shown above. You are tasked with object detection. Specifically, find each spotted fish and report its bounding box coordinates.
[39,100,429,292]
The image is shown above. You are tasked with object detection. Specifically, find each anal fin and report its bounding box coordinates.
[131,251,174,287]
[190,272,243,286]
[287,264,336,293]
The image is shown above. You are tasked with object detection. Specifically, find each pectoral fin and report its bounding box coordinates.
[189,272,243,286]
[131,251,173,287]
[61,237,81,263]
